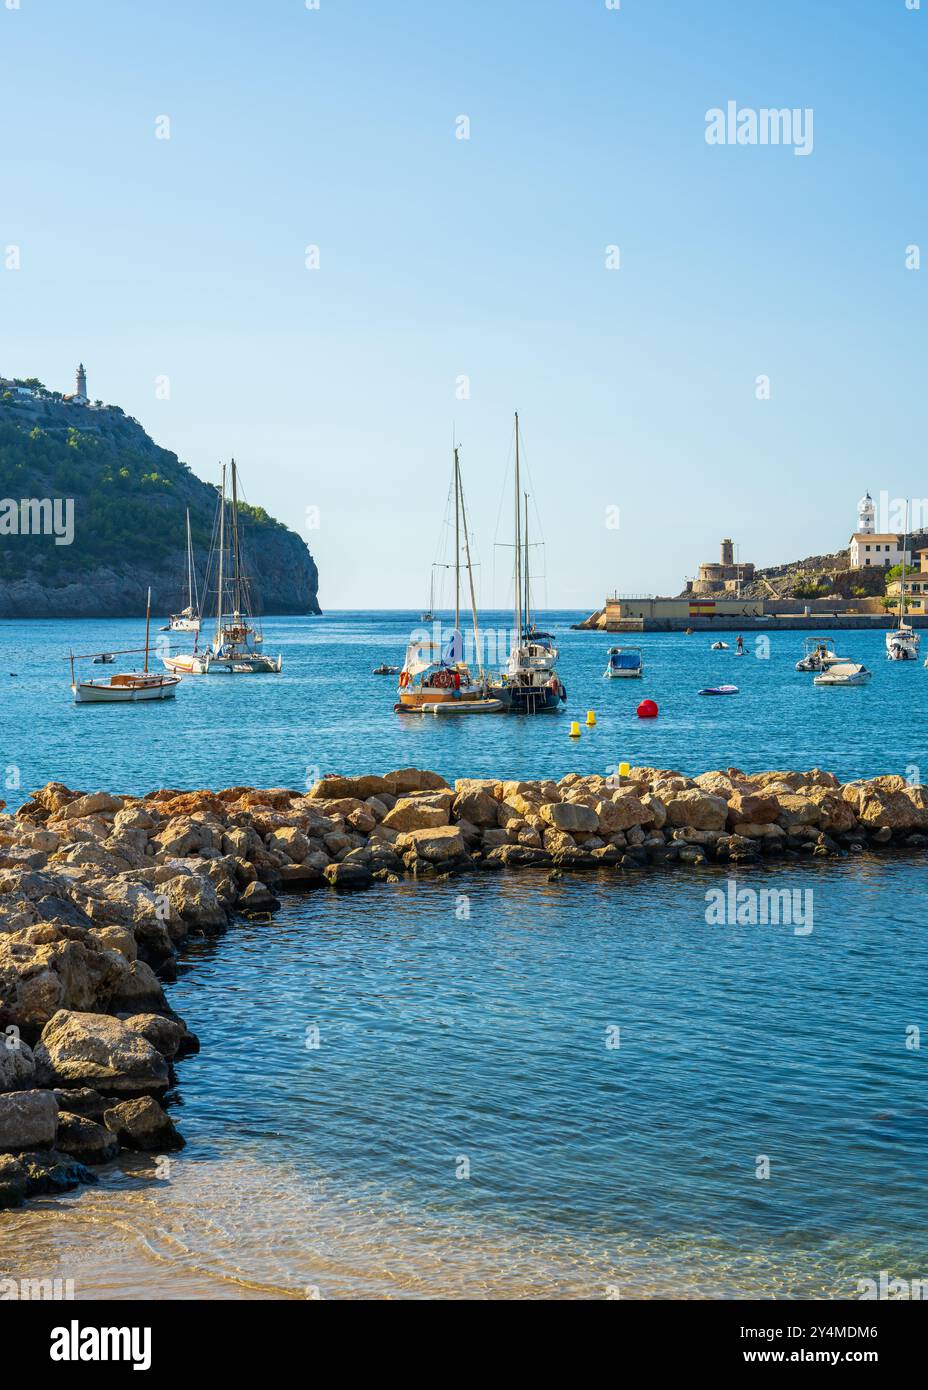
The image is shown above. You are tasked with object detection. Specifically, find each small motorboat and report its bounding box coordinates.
[813,662,872,686]
[372,663,399,675]
[710,641,729,650]
[92,653,115,665]
[603,646,643,679]
[698,684,739,695]
[796,637,844,672]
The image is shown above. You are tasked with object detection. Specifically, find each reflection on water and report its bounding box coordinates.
[2,860,927,1300]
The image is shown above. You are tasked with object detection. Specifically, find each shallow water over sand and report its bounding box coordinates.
[3,861,927,1300]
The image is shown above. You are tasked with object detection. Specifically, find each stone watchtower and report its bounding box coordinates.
[720,538,734,567]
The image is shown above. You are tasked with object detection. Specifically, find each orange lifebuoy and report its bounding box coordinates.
[399,670,409,688]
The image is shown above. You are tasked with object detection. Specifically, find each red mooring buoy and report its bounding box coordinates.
[637,698,659,719]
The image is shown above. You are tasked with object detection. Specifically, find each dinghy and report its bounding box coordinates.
[698,684,739,695]
[710,641,729,650]
[603,646,643,679]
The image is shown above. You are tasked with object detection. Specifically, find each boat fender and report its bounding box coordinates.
[559,683,567,701]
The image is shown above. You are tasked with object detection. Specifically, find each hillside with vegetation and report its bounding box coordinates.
[0,385,320,618]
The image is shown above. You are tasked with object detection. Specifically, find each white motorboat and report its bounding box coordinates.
[711,641,729,650]
[71,589,180,703]
[796,637,844,672]
[813,661,872,686]
[603,645,643,678]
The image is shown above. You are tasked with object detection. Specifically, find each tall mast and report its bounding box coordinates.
[215,463,226,643]
[523,491,531,633]
[185,508,194,609]
[900,500,909,626]
[459,454,483,679]
[144,586,151,674]
[230,459,243,618]
[513,412,522,646]
[454,445,461,631]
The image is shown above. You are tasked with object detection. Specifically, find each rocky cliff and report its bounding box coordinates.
[0,389,321,618]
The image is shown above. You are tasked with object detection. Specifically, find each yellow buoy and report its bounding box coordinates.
[569,720,581,738]
[586,709,596,726]
[619,761,630,778]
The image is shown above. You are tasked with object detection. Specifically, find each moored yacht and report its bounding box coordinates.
[396,446,499,712]
[163,461,282,675]
[490,414,566,714]
[886,503,920,661]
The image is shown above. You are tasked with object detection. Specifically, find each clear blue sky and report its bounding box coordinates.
[1,0,925,609]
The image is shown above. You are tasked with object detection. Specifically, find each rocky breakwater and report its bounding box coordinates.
[2,767,926,1208]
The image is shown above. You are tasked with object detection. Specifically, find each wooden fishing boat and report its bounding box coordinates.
[71,590,180,703]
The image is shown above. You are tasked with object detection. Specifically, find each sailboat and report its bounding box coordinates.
[886,503,919,661]
[166,509,201,632]
[490,414,566,713]
[71,589,180,703]
[163,461,282,675]
[396,446,501,713]
[420,568,435,623]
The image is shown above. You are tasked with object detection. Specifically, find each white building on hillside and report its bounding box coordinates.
[849,492,909,568]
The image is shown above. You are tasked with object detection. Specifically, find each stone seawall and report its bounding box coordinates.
[573,613,924,632]
[2,767,925,1208]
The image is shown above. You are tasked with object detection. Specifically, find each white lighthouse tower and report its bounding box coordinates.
[75,363,88,404]
[857,491,875,535]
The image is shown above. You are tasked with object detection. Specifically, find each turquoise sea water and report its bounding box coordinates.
[2,613,927,1298]
[1,612,927,800]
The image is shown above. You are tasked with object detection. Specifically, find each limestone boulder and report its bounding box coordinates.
[396,826,466,862]
[57,792,124,821]
[0,1038,36,1091]
[308,774,392,801]
[0,1089,58,1152]
[0,1153,27,1208]
[163,872,227,929]
[0,926,144,1031]
[382,796,450,832]
[727,791,780,826]
[55,1111,120,1164]
[120,1013,189,1060]
[35,1010,169,1095]
[842,777,928,830]
[383,768,450,795]
[539,802,600,834]
[323,862,374,890]
[267,826,312,862]
[104,1096,184,1152]
[452,788,500,827]
[598,791,654,832]
[662,790,729,831]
